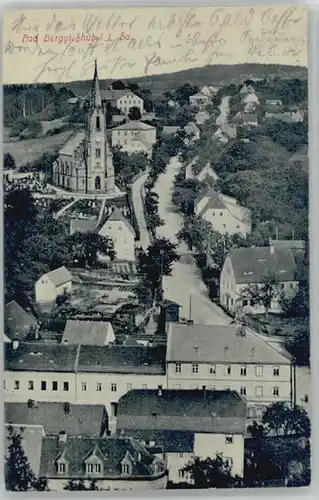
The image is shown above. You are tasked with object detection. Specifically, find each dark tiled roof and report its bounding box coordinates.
[76,345,166,374]
[105,207,135,236]
[62,319,114,346]
[112,120,155,131]
[159,300,180,309]
[197,192,227,215]
[4,342,78,372]
[119,430,194,453]
[5,301,39,341]
[228,245,297,284]
[39,436,162,478]
[194,185,220,207]
[40,266,73,287]
[5,402,107,437]
[117,389,246,434]
[167,323,290,365]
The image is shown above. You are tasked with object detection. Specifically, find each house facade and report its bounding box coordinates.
[116,389,246,479]
[35,266,73,304]
[219,244,299,315]
[189,92,210,107]
[101,89,144,115]
[194,187,251,237]
[98,207,136,261]
[166,323,293,419]
[111,121,156,154]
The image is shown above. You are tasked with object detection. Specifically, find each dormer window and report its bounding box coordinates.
[122,463,130,475]
[87,463,94,474]
[56,457,68,475]
[58,462,66,474]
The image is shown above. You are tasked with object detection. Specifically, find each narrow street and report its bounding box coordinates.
[131,171,151,251]
[154,156,230,325]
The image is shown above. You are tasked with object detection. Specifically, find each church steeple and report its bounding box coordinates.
[91,60,102,108]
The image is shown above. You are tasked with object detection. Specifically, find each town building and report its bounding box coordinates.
[162,126,179,135]
[98,207,136,262]
[194,110,210,125]
[194,187,251,237]
[116,388,246,480]
[185,159,219,184]
[111,121,156,155]
[189,92,210,108]
[166,323,293,419]
[184,122,200,142]
[4,342,166,433]
[265,99,283,107]
[61,320,115,346]
[5,401,108,437]
[242,91,260,113]
[101,89,144,115]
[5,300,39,342]
[242,113,259,127]
[39,435,167,491]
[35,266,73,304]
[213,124,237,143]
[265,110,304,123]
[52,61,117,194]
[219,243,300,315]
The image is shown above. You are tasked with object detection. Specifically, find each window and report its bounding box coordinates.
[58,462,66,473]
[220,212,223,216]
[240,366,247,376]
[126,383,132,391]
[175,363,181,373]
[111,402,118,417]
[4,380,6,390]
[14,380,20,390]
[142,384,147,389]
[178,453,184,458]
[63,381,69,392]
[273,367,280,376]
[52,381,58,391]
[111,383,117,392]
[240,386,246,395]
[225,365,231,375]
[256,366,263,377]
[210,365,216,374]
[273,386,280,397]
[96,116,100,130]
[223,224,226,228]
[304,394,309,403]
[256,386,263,397]
[87,463,94,474]
[212,212,215,216]
[225,435,233,444]
[122,464,130,475]
[124,131,128,136]
[96,148,101,158]
[225,457,233,467]
[28,381,34,390]
[95,463,101,473]
[178,469,185,478]
[192,364,199,374]
[290,283,294,289]
[81,382,87,391]
[41,381,46,391]
[96,382,102,392]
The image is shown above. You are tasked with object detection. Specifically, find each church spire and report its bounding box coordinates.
[91,60,102,108]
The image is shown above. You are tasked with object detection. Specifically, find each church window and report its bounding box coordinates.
[96,116,100,130]
[96,148,101,158]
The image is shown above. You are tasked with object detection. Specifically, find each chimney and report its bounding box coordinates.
[269,237,274,255]
[157,385,163,397]
[58,431,67,444]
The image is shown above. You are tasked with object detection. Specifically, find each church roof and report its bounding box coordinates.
[91,60,102,108]
[59,132,85,156]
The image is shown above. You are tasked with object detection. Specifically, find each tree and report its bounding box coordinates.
[144,190,164,236]
[112,80,126,89]
[175,83,199,106]
[5,426,48,491]
[183,454,243,488]
[128,106,142,120]
[68,232,115,266]
[4,152,16,170]
[262,402,310,437]
[64,479,99,491]
[285,321,310,366]
[241,271,282,318]
[137,238,180,299]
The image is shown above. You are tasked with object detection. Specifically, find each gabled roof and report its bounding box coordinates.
[4,342,78,372]
[166,323,290,365]
[39,266,73,287]
[112,120,155,131]
[194,185,218,206]
[227,245,297,284]
[101,89,139,101]
[59,131,85,156]
[197,193,227,215]
[5,402,106,437]
[70,218,98,234]
[5,301,39,341]
[62,319,115,346]
[119,429,194,453]
[99,207,135,236]
[117,389,246,434]
[39,436,161,479]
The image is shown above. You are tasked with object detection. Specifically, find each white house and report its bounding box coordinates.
[101,89,144,115]
[185,159,219,185]
[35,266,73,304]
[111,121,156,155]
[184,122,200,142]
[166,322,294,419]
[194,110,210,125]
[189,92,210,108]
[99,207,136,262]
[116,388,246,481]
[242,92,260,113]
[213,124,237,144]
[219,242,300,316]
[194,187,251,237]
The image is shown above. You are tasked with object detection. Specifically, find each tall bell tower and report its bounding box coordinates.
[85,60,115,192]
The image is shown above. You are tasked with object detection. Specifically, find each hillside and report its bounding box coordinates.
[55,63,308,97]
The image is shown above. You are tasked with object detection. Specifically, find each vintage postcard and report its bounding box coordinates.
[3,4,310,492]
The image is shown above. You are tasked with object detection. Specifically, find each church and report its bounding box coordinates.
[52,61,116,194]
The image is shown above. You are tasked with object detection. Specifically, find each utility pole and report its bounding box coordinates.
[189,294,192,322]
[275,227,279,241]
